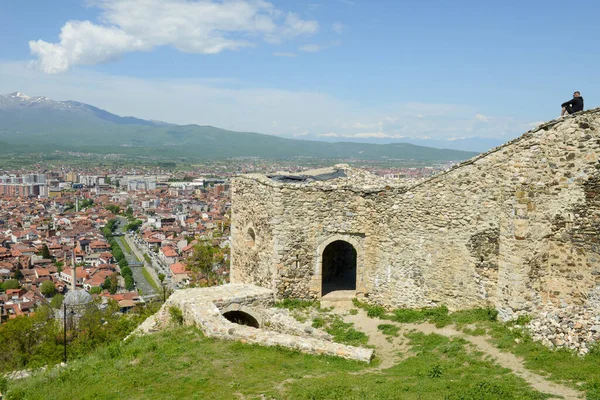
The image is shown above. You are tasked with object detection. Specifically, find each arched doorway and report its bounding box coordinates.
[321,240,357,296]
[222,310,260,328]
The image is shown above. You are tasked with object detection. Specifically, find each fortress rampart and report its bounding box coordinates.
[231,109,600,320]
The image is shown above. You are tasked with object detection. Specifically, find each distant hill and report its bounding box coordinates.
[0,92,478,162]
[315,136,508,153]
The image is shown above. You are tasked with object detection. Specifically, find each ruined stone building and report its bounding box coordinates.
[230,109,600,319]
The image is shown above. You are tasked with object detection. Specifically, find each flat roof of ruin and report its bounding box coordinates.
[238,165,407,193]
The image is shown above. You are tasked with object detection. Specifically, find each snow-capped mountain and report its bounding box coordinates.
[0,91,56,107]
[0,91,478,161]
[0,91,158,126]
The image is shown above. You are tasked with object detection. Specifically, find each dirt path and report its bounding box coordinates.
[343,309,584,400]
[343,311,410,370]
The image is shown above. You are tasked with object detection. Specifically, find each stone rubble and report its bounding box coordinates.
[527,305,600,356]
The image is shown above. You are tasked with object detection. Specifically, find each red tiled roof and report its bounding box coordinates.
[170,262,188,275]
[161,246,178,258]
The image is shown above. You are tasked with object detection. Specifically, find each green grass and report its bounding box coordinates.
[483,320,600,399]
[311,316,326,329]
[4,326,553,400]
[325,317,369,347]
[377,324,400,337]
[306,311,368,347]
[142,266,160,292]
[354,300,498,327]
[273,298,321,310]
[354,300,600,399]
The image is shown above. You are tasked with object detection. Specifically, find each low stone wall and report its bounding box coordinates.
[133,283,373,363]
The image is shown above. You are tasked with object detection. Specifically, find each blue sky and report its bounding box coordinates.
[0,0,598,145]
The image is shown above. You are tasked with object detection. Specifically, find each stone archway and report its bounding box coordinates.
[222,310,260,328]
[321,240,357,296]
[221,303,262,328]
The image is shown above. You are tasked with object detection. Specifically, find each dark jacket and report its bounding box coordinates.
[561,97,584,113]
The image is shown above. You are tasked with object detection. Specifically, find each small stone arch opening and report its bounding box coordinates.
[321,240,357,296]
[222,310,260,328]
[246,227,256,245]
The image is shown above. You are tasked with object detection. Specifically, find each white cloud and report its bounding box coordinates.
[298,44,324,53]
[30,21,150,74]
[318,131,404,139]
[298,40,341,53]
[317,132,342,137]
[475,113,489,122]
[342,121,380,129]
[332,22,346,34]
[272,52,297,57]
[352,131,396,139]
[281,13,319,37]
[0,61,528,142]
[29,0,318,73]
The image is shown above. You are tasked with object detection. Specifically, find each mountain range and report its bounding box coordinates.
[0,92,479,162]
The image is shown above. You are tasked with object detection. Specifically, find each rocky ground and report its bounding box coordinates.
[527,305,600,356]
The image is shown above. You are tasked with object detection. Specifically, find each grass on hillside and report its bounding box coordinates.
[324,317,369,347]
[273,298,321,310]
[274,300,368,348]
[4,326,554,400]
[141,266,160,292]
[353,299,600,399]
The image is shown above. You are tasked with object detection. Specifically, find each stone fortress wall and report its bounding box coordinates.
[231,109,600,321]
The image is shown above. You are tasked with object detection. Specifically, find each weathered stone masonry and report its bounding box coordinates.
[231,109,600,320]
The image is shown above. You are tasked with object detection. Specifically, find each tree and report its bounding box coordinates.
[108,273,118,294]
[0,294,161,375]
[120,265,132,276]
[103,273,118,294]
[50,293,64,309]
[124,219,142,232]
[103,219,117,239]
[55,261,64,273]
[1,279,20,291]
[14,269,23,280]
[186,241,217,278]
[0,306,62,373]
[105,176,112,185]
[41,244,52,259]
[80,199,94,209]
[89,286,102,295]
[124,275,135,291]
[40,280,56,297]
[105,204,120,214]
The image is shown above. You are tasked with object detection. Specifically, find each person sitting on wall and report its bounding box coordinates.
[560,91,584,117]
